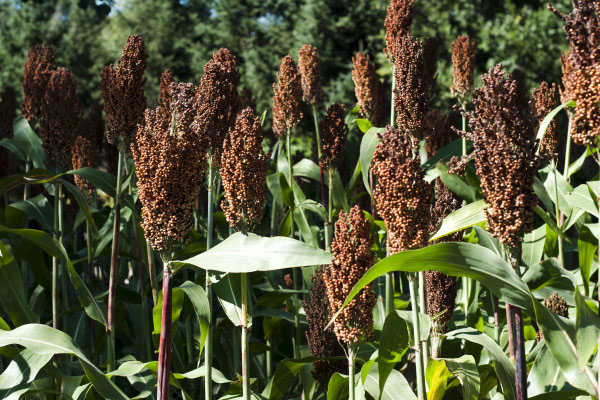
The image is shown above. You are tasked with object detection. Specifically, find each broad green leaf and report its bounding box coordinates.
[522,224,546,267]
[535,101,575,156]
[152,288,184,334]
[13,118,44,167]
[213,273,248,327]
[423,139,467,182]
[438,163,479,203]
[446,328,516,400]
[61,179,97,233]
[179,232,331,273]
[528,345,569,397]
[430,200,485,241]
[293,159,320,182]
[290,178,319,247]
[395,310,430,344]
[532,295,596,394]
[359,127,384,194]
[567,146,597,178]
[179,281,210,356]
[426,358,454,400]
[0,349,53,399]
[578,225,597,296]
[268,357,316,400]
[565,184,599,217]
[534,206,569,241]
[328,242,532,331]
[362,363,416,400]
[522,259,576,292]
[543,167,573,215]
[110,360,230,384]
[296,199,327,221]
[331,169,349,213]
[0,242,38,326]
[574,289,600,369]
[529,391,587,400]
[68,167,117,197]
[7,194,53,230]
[440,355,480,400]
[356,118,373,133]
[473,226,502,257]
[378,312,410,392]
[0,324,129,399]
[327,373,349,400]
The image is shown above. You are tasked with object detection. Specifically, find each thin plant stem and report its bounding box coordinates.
[266,337,272,378]
[492,294,500,344]
[563,115,572,181]
[58,180,69,339]
[204,155,214,400]
[241,272,250,400]
[23,157,30,201]
[552,160,564,268]
[385,65,396,318]
[107,143,124,373]
[461,113,470,320]
[157,260,173,400]
[506,245,527,400]
[408,273,426,400]
[419,271,429,362]
[86,219,95,356]
[348,346,356,400]
[286,131,300,360]
[326,171,333,251]
[385,266,393,315]
[52,182,62,330]
[148,243,158,306]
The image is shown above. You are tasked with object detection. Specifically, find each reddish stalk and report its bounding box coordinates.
[157,263,173,400]
[506,304,515,360]
[513,307,527,400]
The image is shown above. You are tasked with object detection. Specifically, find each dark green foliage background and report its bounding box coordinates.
[0,0,571,116]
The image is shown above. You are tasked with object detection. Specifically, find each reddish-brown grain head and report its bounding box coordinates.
[352,52,386,126]
[272,55,303,139]
[384,0,415,58]
[298,44,322,106]
[22,44,56,124]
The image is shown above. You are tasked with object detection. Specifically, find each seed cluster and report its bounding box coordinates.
[303,266,347,385]
[72,135,95,198]
[220,108,268,233]
[134,83,209,252]
[100,35,148,148]
[384,0,415,58]
[393,34,429,140]
[22,44,56,124]
[532,81,561,160]
[451,36,476,100]
[272,55,303,138]
[40,68,80,170]
[351,52,386,126]
[319,103,348,171]
[537,292,569,341]
[298,44,321,106]
[458,65,538,248]
[324,205,376,345]
[158,69,175,129]
[0,87,17,177]
[550,1,600,146]
[193,48,240,162]
[372,126,432,254]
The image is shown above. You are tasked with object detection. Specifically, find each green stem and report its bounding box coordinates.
[241,272,250,400]
[148,243,158,306]
[286,131,300,360]
[409,273,426,400]
[312,105,322,160]
[23,157,30,201]
[205,156,214,400]
[419,271,429,362]
[326,171,333,251]
[348,346,356,400]
[266,337,272,378]
[385,270,393,315]
[552,160,564,268]
[52,182,61,330]
[107,144,124,373]
[563,117,572,181]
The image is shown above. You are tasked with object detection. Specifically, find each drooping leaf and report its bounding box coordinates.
[359,127,384,195]
[362,363,416,400]
[0,242,39,326]
[439,355,480,400]
[179,232,331,273]
[378,312,410,392]
[0,348,53,399]
[327,373,349,400]
[430,200,485,241]
[574,289,600,369]
[535,101,575,156]
[578,225,597,296]
[522,224,546,267]
[179,281,210,356]
[423,139,467,182]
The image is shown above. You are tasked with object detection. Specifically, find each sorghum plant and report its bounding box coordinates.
[22,44,56,125]
[352,52,386,126]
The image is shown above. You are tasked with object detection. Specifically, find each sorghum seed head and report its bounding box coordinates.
[100,34,147,148]
[40,68,80,170]
[372,126,432,254]
[384,0,415,58]
[298,44,322,106]
[193,48,240,163]
[320,103,348,171]
[394,34,429,140]
[134,83,209,252]
[72,135,95,198]
[457,64,538,248]
[304,266,347,385]
[157,69,175,130]
[220,107,268,233]
[324,205,377,346]
[272,55,303,139]
[532,81,561,160]
[451,36,475,100]
[352,52,386,126]
[538,292,569,341]
[0,87,17,176]
[550,1,600,146]
[22,44,56,124]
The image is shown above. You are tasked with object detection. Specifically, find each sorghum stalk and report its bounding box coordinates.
[157,259,173,400]
[314,106,330,249]
[52,182,62,330]
[23,158,30,201]
[348,345,356,400]
[409,273,426,400]
[148,244,158,306]
[107,143,124,372]
[205,155,214,400]
[327,172,333,250]
[385,67,396,316]
[241,272,250,400]
[506,245,527,400]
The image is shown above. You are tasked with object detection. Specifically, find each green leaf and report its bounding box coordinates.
[13,118,44,167]
[528,345,569,397]
[574,289,600,369]
[534,206,569,241]
[535,100,575,156]
[438,163,479,203]
[362,363,416,400]
[567,146,597,178]
[67,167,117,197]
[293,159,320,182]
[179,232,331,273]
[439,355,480,400]
[423,139,467,182]
[532,294,596,394]
[213,273,248,327]
[296,199,327,221]
[328,242,532,330]
[0,242,39,326]
[522,224,546,267]
[378,312,410,393]
[446,328,516,400]
[356,118,373,133]
[0,324,130,399]
[522,259,576,292]
[359,127,384,195]
[152,288,184,334]
[331,169,349,213]
[543,167,573,215]
[0,349,53,399]
[268,357,316,400]
[179,281,210,356]
[395,310,430,344]
[327,373,349,400]
[7,194,53,231]
[61,179,97,233]
[429,200,486,241]
[578,225,597,296]
[426,358,454,400]
[565,183,599,217]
